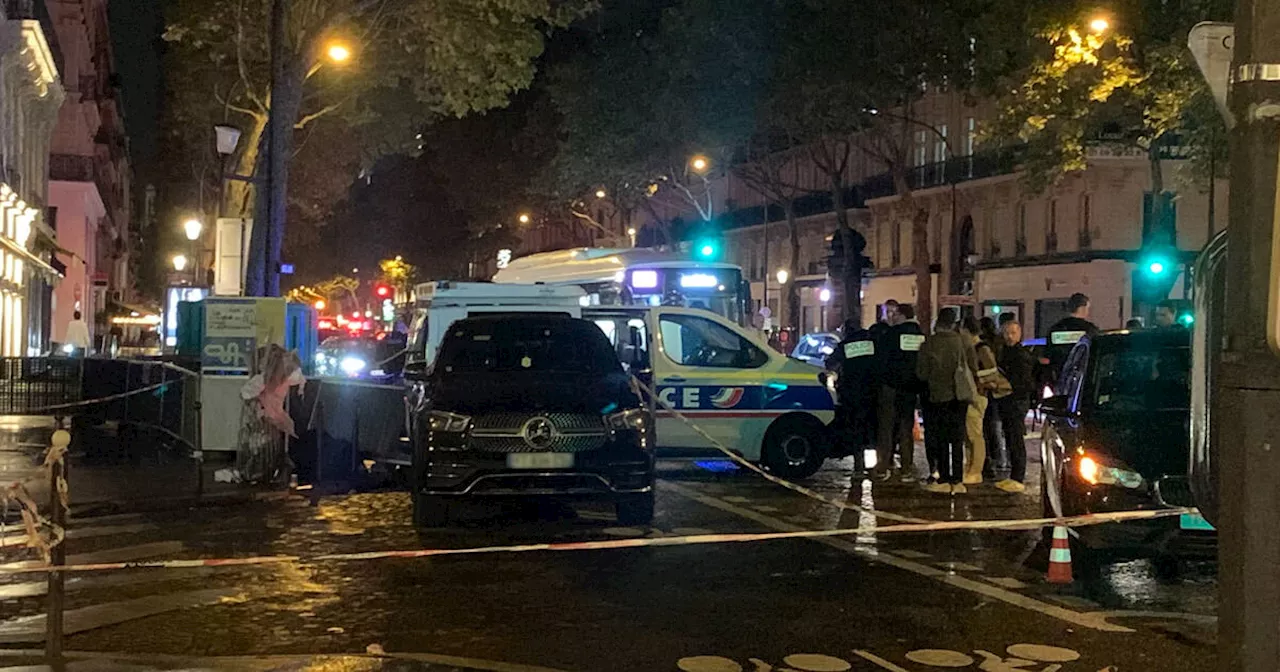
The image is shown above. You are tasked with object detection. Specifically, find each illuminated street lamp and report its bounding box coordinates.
[326,42,352,63]
[314,299,326,311]
[595,189,607,199]
[518,213,532,224]
[183,218,202,241]
[627,227,637,247]
[172,254,188,273]
[690,155,710,174]
[1089,16,1110,33]
[775,268,789,285]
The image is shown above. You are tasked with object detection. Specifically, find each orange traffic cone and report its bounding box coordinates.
[1047,526,1073,584]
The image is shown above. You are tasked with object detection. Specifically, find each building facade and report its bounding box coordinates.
[46,0,129,347]
[611,89,1225,338]
[1,0,65,356]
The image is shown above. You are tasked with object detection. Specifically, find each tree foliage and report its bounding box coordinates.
[160,0,593,294]
[986,0,1232,193]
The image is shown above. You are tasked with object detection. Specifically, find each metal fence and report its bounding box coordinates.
[0,356,201,457]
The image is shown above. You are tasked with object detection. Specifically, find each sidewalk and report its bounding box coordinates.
[0,417,283,518]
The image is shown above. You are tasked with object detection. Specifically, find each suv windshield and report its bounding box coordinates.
[1094,345,1190,411]
[436,318,621,375]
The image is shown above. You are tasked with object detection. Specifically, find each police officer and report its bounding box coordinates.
[1046,292,1098,389]
[874,303,924,482]
[826,317,878,478]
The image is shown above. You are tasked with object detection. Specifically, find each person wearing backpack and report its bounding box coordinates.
[916,308,977,495]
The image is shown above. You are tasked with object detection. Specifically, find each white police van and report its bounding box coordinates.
[406,282,837,479]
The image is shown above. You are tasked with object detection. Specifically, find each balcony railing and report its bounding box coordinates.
[49,154,94,183]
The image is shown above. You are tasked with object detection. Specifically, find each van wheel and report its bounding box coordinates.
[616,492,655,526]
[761,415,828,480]
[413,494,449,528]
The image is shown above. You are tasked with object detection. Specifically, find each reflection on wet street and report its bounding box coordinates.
[0,439,1217,671]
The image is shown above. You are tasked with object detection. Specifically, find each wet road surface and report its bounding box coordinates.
[0,446,1217,671]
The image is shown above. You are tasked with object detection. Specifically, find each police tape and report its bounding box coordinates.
[631,377,929,524]
[0,505,1196,575]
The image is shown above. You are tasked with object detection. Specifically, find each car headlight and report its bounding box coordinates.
[61,344,74,354]
[427,411,471,433]
[339,356,367,376]
[605,408,647,431]
[1077,454,1144,489]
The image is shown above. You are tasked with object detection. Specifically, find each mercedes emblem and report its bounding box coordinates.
[521,416,557,450]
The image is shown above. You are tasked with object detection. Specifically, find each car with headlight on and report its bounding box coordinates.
[1040,327,1210,576]
[405,313,654,528]
[315,334,406,382]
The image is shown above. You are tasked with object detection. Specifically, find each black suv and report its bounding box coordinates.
[407,314,655,527]
[1041,328,1213,574]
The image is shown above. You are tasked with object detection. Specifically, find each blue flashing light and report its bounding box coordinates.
[694,460,741,473]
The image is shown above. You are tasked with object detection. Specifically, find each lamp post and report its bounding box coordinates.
[184,218,202,285]
[172,254,188,275]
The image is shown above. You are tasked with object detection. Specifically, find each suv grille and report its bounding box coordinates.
[472,413,605,434]
[1155,476,1195,508]
[469,413,608,453]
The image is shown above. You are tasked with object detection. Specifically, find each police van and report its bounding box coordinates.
[405,282,837,479]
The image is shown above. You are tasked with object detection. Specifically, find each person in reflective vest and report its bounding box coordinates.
[826,317,878,477]
[874,303,924,482]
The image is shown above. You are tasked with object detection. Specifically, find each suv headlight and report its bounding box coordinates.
[427,411,471,433]
[605,408,647,431]
[1077,454,1145,489]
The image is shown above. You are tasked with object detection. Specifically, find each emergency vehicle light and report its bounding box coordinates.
[631,270,659,289]
[680,273,718,289]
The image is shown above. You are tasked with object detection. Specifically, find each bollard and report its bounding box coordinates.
[45,425,71,665]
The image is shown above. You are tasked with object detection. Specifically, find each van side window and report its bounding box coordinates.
[659,314,768,369]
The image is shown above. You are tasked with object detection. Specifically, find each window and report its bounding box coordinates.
[1046,200,1058,253]
[1016,203,1028,256]
[963,118,976,157]
[1079,194,1093,249]
[1059,343,1090,412]
[436,318,620,375]
[933,125,949,164]
[659,314,768,369]
[1094,346,1190,411]
[913,130,928,167]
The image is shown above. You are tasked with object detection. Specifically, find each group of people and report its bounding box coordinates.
[826,294,1094,496]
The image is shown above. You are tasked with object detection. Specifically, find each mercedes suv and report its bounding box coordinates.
[406,314,655,527]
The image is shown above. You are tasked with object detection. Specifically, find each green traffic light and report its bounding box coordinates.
[695,241,717,259]
[1148,261,1165,275]
[1179,313,1195,326]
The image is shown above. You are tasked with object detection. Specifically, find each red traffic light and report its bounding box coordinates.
[375,284,391,298]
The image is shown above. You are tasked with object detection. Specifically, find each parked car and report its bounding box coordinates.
[315,333,407,382]
[405,314,655,527]
[790,333,838,368]
[1040,328,1211,576]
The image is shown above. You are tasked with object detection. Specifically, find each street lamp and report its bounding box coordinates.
[172,254,188,273]
[627,227,637,247]
[1089,16,1110,33]
[184,218,202,241]
[776,268,789,285]
[518,213,532,224]
[326,42,352,63]
[183,218,203,285]
[690,155,710,174]
[595,189,607,199]
[214,125,242,156]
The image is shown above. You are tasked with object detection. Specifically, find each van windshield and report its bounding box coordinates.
[436,318,621,375]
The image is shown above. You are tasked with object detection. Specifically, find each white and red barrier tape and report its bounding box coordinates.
[0,506,1193,575]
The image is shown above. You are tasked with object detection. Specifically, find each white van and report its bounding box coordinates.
[407,282,836,478]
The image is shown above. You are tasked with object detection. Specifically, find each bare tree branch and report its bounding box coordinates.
[235,0,267,113]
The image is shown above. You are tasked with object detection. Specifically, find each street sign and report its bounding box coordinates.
[1188,22,1235,126]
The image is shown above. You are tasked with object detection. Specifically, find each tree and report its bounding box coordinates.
[545,0,771,242]
[162,0,593,296]
[378,257,417,296]
[986,1,1233,251]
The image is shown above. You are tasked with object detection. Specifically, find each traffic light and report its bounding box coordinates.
[374,284,392,299]
[1134,246,1178,303]
[694,239,719,260]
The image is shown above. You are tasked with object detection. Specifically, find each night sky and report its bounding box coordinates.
[107,0,163,178]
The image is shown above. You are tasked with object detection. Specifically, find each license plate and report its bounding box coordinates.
[507,453,574,470]
[1180,513,1215,531]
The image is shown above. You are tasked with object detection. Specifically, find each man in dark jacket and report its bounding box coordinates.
[995,319,1036,493]
[1046,292,1099,388]
[916,308,976,494]
[827,317,878,477]
[874,303,924,482]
